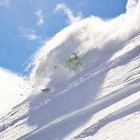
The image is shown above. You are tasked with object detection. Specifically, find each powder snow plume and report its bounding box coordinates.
[29,0,140,92]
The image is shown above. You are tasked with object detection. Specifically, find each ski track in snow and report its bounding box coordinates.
[20,80,140,140]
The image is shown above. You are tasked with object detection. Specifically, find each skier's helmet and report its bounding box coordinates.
[70,52,78,59]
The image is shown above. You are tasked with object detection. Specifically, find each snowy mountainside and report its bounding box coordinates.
[0,68,30,118]
[0,31,140,140]
[0,0,140,139]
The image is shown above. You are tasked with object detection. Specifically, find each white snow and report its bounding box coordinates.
[0,68,30,117]
[0,0,140,140]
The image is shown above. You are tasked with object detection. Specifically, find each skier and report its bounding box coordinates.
[65,52,82,71]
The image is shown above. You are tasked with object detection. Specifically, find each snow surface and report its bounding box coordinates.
[0,0,140,140]
[0,68,30,117]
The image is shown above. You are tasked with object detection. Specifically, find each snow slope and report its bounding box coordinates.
[0,0,140,140]
[0,68,30,117]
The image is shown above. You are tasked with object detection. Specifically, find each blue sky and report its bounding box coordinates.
[0,0,127,74]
